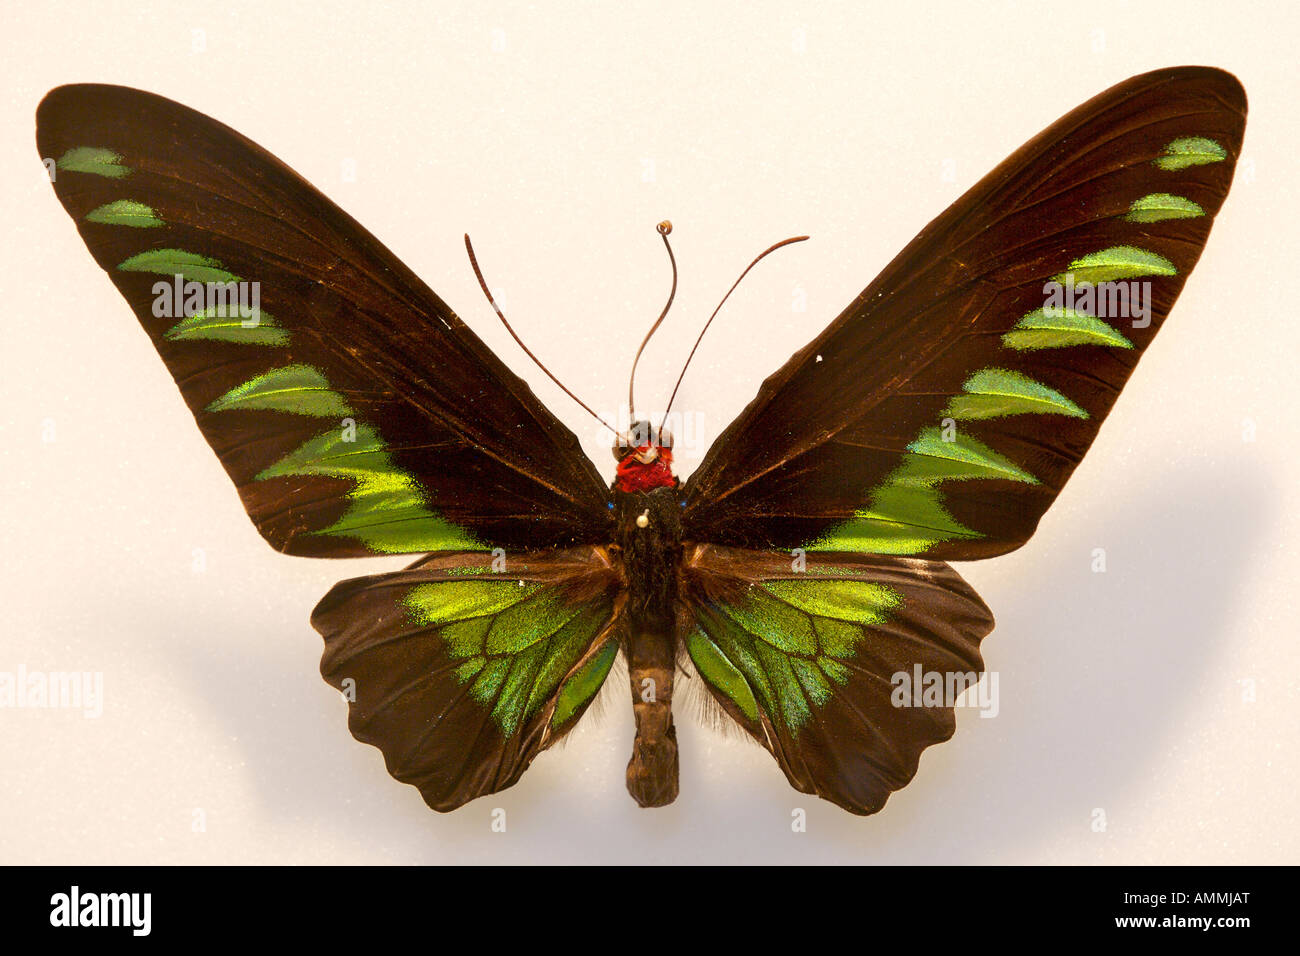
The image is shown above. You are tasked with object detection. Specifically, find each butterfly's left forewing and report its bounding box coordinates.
[313,548,623,811]
[682,545,993,814]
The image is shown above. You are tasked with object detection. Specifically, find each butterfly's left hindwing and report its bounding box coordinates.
[37,84,610,557]
[313,548,623,811]
[682,546,993,814]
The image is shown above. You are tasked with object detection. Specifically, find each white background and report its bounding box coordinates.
[2,0,1296,863]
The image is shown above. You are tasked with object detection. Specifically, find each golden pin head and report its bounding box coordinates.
[657,221,672,236]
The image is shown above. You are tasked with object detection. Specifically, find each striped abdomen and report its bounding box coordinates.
[623,626,679,807]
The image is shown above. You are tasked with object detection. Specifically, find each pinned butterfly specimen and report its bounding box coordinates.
[36,66,1245,815]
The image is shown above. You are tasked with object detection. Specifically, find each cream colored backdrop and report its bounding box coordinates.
[1,0,1296,863]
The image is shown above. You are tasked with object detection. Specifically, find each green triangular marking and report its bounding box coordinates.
[118,249,240,284]
[85,199,163,228]
[1123,193,1204,223]
[1154,137,1226,171]
[56,147,131,178]
[903,427,1039,484]
[205,364,352,417]
[256,423,388,481]
[1003,307,1134,351]
[807,483,980,555]
[165,307,288,346]
[945,367,1088,420]
[1053,246,1176,284]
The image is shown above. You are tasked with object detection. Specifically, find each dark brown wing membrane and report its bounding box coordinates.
[37,84,610,556]
[683,67,1246,560]
[313,548,624,811]
[680,545,994,814]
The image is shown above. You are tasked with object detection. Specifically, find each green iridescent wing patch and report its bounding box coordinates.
[683,68,1246,563]
[1124,192,1205,223]
[683,545,993,815]
[314,548,621,812]
[55,146,130,178]
[692,579,902,732]
[401,580,614,737]
[1154,136,1228,170]
[163,306,289,346]
[85,199,163,228]
[37,83,611,557]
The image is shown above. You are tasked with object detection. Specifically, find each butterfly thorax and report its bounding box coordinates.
[611,485,683,807]
[612,486,682,624]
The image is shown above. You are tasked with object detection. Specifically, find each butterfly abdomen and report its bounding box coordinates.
[613,487,683,807]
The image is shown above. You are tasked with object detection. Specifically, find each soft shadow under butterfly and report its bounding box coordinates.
[37,67,1245,814]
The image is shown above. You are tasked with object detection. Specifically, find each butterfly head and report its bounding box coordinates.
[613,420,676,492]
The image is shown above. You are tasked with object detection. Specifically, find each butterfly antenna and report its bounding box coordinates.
[464,234,620,437]
[659,234,809,434]
[627,221,678,426]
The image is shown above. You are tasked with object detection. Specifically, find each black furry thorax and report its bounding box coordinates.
[611,485,683,632]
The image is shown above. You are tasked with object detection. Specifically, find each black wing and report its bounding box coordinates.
[38,84,610,556]
[683,67,1245,560]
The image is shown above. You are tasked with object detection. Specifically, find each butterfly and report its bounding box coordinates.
[36,66,1245,815]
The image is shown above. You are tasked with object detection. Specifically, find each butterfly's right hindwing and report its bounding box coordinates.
[313,548,623,811]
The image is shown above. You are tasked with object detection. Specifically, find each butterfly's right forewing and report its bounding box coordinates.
[37,84,611,558]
